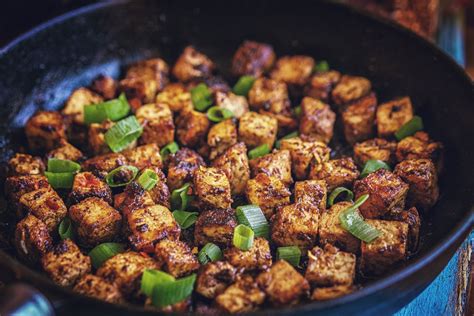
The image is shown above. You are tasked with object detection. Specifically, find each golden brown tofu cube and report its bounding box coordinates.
[97,251,160,298]
[167,148,206,191]
[294,180,327,212]
[331,75,371,106]
[248,77,291,116]
[88,119,115,155]
[69,172,112,205]
[172,46,215,82]
[299,97,336,144]
[304,70,341,102]
[14,214,53,264]
[309,157,360,192]
[224,237,272,271]
[311,285,356,301]
[211,142,250,196]
[82,153,127,179]
[384,207,420,253]
[270,55,315,88]
[155,82,192,113]
[25,111,66,152]
[194,208,237,247]
[249,149,293,186]
[176,109,210,148]
[353,169,409,218]
[395,131,443,170]
[341,92,377,145]
[319,201,361,254]
[195,261,237,299]
[305,244,356,287]
[41,239,91,287]
[376,97,413,138]
[123,143,163,169]
[136,103,175,147]
[360,219,408,276]
[62,87,104,124]
[91,75,118,100]
[4,175,51,208]
[47,139,84,162]
[126,205,180,253]
[73,274,124,303]
[193,166,232,209]
[238,111,278,149]
[8,153,45,176]
[69,197,122,247]
[215,91,249,119]
[257,260,310,306]
[216,275,266,313]
[231,40,275,77]
[154,239,200,278]
[207,119,238,160]
[353,138,397,167]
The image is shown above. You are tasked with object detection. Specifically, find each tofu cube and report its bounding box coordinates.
[88,119,115,155]
[25,111,66,152]
[238,111,278,149]
[62,87,103,124]
[176,109,210,148]
[270,55,315,88]
[216,275,266,313]
[294,180,327,212]
[154,239,200,278]
[309,157,360,192]
[193,166,232,209]
[396,131,443,170]
[91,75,118,100]
[114,181,155,215]
[68,172,112,205]
[172,46,215,82]
[311,285,356,301]
[155,83,192,113]
[14,214,53,264]
[207,119,238,160]
[384,207,420,253]
[195,261,237,299]
[231,40,275,77]
[8,153,45,176]
[353,138,397,167]
[249,149,293,186]
[194,208,237,247]
[167,148,206,191]
[341,92,377,144]
[304,70,341,102]
[299,97,336,144]
[331,75,371,106]
[4,175,51,209]
[47,139,84,162]
[215,91,249,119]
[123,143,163,170]
[146,167,171,208]
[136,103,175,147]
[248,77,291,116]
[224,237,272,271]
[73,274,124,303]
[376,97,413,138]
[82,153,128,179]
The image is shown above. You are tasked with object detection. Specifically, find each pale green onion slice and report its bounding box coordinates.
[236,205,269,239]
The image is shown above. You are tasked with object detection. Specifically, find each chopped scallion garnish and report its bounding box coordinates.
[328,187,354,207]
[360,160,391,178]
[233,224,254,251]
[293,106,302,117]
[88,242,126,269]
[84,93,130,124]
[171,183,193,211]
[151,273,196,308]
[58,217,74,240]
[395,116,423,140]
[141,269,174,297]
[276,246,301,267]
[198,243,223,264]
[232,75,256,96]
[104,115,143,153]
[172,210,199,229]
[314,60,330,73]
[47,158,81,173]
[248,144,270,160]
[137,169,158,191]
[207,106,234,123]
[160,142,179,160]
[236,205,269,239]
[339,194,381,243]
[105,165,139,187]
[191,83,213,111]
[45,172,75,189]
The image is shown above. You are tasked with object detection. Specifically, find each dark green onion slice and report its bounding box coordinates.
[236,205,269,239]
[47,158,81,173]
[276,246,302,267]
[198,243,223,264]
[360,159,391,178]
[293,106,302,117]
[275,131,299,149]
[84,93,130,124]
[160,142,179,160]
[191,83,213,111]
[45,172,75,189]
[151,273,196,308]
[171,183,193,211]
[105,165,139,187]
[58,217,74,240]
[137,169,158,191]
[339,194,381,243]
[104,115,143,153]
[172,211,199,229]
[248,144,271,160]
[233,224,254,251]
[395,116,424,140]
[232,75,256,96]
[328,187,354,207]
[141,269,175,297]
[314,60,330,73]
[206,106,234,123]
[88,242,126,269]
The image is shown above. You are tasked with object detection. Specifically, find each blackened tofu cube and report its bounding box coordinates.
[167,148,206,191]
[294,180,327,212]
[216,275,266,313]
[238,111,278,149]
[136,103,175,147]
[176,109,210,148]
[88,119,115,155]
[311,285,356,301]
[196,261,237,299]
[41,239,91,287]
[194,208,237,247]
[25,111,66,152]
[305,244,356,287]
[224,237,272,271]
[249,149,293,186]
[360,219,408,276]
[376,97,413,138]
[309,157,360,192]
[248,77,291,116]
[215,91,249,119]
[304,70,341,102]
[115,181,155,215]
[384,207,420,253]
[62,87,103,124]
[232,40,276,77]
[69,172,112,205]
[14,214,53,264]
[257,260,310,306]
[194,166,232,209]
[395,131,443,170]
[331,75,371,106]
[8,153,45,176]
[123,143,163,169]
[353,138,397,167]
[341,92,377,145]
[270,55,315,88]
[299,97,336,144]
[212,142,250,196]
[69,197,122,247]
[4,175,51,208]
[172,46,215,82]
[91,75,117,100]
[73,274,124,303]
[47,139,84,162]
[146,167,171,208]
[207,119,238,160]
[155,83,192,113]
[353,169,409,218]
[82,153,127,179]
[155,239,200,277]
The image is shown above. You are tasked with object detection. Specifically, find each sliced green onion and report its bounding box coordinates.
[88,242,126,269]
[47,158,81,173]
[104,115,143,153]
[160,142,179,160]
[105,165,139,187]
[248,144,270,160]
[360,160,391,178]
[233,224,254,251]
[58,217,74,240]
[232,75,256,96]
[236,205,269,239]
[275,131,299,149]
[137,169,158,190]
[276,246,301,267]
[395,116,424,141]
[198,243,223,264]
[141,269,175,297]
[328,187,354,207]
[45,172,75,189]
[207,106,234,123]
[151,273,196,308]
[84,93,130,124]
[339,194,381,243]
[293,106,302,117]
[191,83,213,111]
[172,211,199,229]
[314,60,330,73]
[171,183,193,211]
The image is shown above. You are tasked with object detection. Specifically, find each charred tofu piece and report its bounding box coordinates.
[395,131,443,169]
[8,153,45,176]
[270,56,315,89]
[238,111,278,149]
[25,111,66,152]
[394,159,439,210]
[360,219,408,276]
[193,166,232,209]
[294,180,327,212]
[280,137,330,180]
[304,70,341,102]
[115,181,155,215]
[176,109,210,148]
[384,207,420,253]
[319,201,361,254]
[353,169,409,218]
[248,77,291,116]
[88,119,115,155]
[69,197,122,247]
[195,261,237,299]
[353,138,397,167]
[47,139,84,162]
[305,244,356,287]
[123,143,163,169]
[82,153,127,179]
[207,119,238,160]
[91,75,117,100]
[73,274,124,303]
[172,46,215,82]
[231,40,275,77]
[4,175,51,208]
[155,83,192,113]
[341,92,377,145]
[309,157,360,192]
[299,97,336,144]
[146,167,171,208]
[257,260,310,306]
[97,251,159,297]
[215,91,249,119]
[14,214,52,264]
[311,285,356,301]
[154,239,200,277]
[245,173,291,219]
[69,172,112,205]
[19,188,67,232]
[376,97,413,138]
[167,148,206,191]
[212,142,250,196]
[216,275,265,313]
[194,208,237,247]
[41,239,91,287]
[62,87,103,124]
[126,205,180,253]
[224,237,272,271]
[136,103,175,147]
[249,149,293,186]
[332,75,371,106]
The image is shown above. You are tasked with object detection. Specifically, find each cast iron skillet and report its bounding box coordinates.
[0,0,473,315]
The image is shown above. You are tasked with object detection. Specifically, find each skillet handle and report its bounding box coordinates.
[0,283,55,316]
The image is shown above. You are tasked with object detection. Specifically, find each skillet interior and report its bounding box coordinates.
[0,0,473,315]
